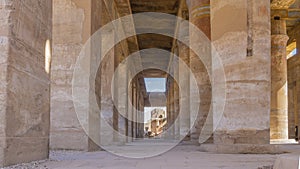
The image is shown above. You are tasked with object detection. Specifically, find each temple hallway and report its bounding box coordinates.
[3,0,300,168]
[2,145,277,169]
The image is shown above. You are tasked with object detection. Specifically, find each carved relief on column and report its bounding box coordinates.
[190,0,211,38]
[271,0,296,9]
[271,18,289,140]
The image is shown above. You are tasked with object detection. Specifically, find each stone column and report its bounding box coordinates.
[298,79,300,142]
[189,0,211,38]
[170,78,176,139]
[127,69,134,142]
[296,35,300,141]
[173,52,180,139]
[138,92,145,138]
[271,17,289,140]
[51,0,92,151]
[166,79,171,139]
[178,41,191,140]
[0,0,52,167]
[174,83,180,139]
[166,76,175,139]
[114,46,128,144]
[133,79,138,138]
[287,34,299,140]
[188,0,212,142]
[202,0,271,153]
[100,46,115,146]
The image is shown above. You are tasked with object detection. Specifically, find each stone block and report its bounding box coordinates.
[50,130,88,150]
[3,137,48,167]
[199,144,285,154]
[0,93,6,138]
[51,44,82,70]
[50,100,81,129]
[0,64,7,94]
[6,66,50,138]
[0,137,5,165]
[9,38,49,82]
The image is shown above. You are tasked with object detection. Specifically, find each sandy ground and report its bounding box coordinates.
[0,145,277,169]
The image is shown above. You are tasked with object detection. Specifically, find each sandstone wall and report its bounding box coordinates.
[0,0,52,166]
[0,0,11,164]
[51,0,142,150]
[211,0,271,146]
[51,0,91,150]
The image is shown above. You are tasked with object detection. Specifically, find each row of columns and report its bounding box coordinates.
[187,0,293,142]
[98,28,145,146]
[270,0,300,141]
[186,0,294,143]
[164,0,295,146]
[287,24,300,141]
[164,0,212,143]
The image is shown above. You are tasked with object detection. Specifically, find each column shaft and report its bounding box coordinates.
[271,18,289,140]
[189,0,212,142]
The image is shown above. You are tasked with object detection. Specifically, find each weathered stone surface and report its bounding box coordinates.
[271,19,289,140]
[287,32,300,141]
[177,42,191,140]
[1,1,300,166]
[51,0,90,150]
[0,39,9,143]
[6,67,50,138]
[211,0,271,147]
[0,0,52,167]
[0,2,10,166]
[271,0,296,9]
[1,147,279,169]
[4,137,48,166]
[200,143,286,154]
[189,0,212,143]
[51,0,136,150]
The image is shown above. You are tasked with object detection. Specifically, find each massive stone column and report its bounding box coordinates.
[51,0,91,150]
[0,0,52,167]
[116,53,128,143]
[167,59,175,139]
[166,76,175,139]
[132,79,137,138]
[52,0,124,150]
[174,56,181,139]
[296,74,300,142]
[166,78,171,139]
[271,0,297,142]
[127,69,134,142]
[178,41,191,140]
[188,0,212,142]
[100,44,115,145]
[200,0,272,153]
[137,91,145,138]
[189,0,211,38]
[170,78,175,138]
[270,18,289,140]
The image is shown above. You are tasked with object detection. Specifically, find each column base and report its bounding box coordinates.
[1,137,48,167]
[270,139,298,144]
[199,143,296,154]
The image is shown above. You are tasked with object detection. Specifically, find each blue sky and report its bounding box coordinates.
[143,78,167,123]
[144,78,166,92]
[288,48,297,59]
